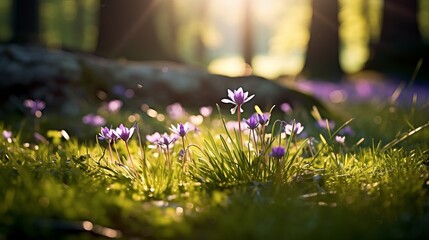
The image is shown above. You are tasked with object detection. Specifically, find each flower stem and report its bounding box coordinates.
[165,146,170,168]
[294,135,299,151]
[181,137,187,172]
[252,129,258,155]
[135,123,146,169]
[125,143,138,178]
[259,125,265,155]
[275,158,282,184]
[237,107,243,149]
[108,142,114,165]
[113,141,121,164]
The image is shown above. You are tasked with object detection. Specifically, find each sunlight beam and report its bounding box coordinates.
[109,0,160,57]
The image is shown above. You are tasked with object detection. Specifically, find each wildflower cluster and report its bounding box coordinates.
[99,124,135,142]
[98,124,138,176]
[24,99,45,118]
[94,86,354,192]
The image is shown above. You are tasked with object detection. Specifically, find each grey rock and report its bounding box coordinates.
[0,44,329,117]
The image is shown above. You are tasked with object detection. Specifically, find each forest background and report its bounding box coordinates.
[1,0,429,82]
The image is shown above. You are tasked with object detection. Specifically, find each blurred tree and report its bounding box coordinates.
[11,0,40,44]
[243,0,253,69]
[195,0,208,63]
[365,0,428,80]
[301,0,343,80]
[96,0,177,61]
[74,0,85,48]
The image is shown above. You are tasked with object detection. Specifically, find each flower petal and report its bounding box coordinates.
[230,106,237,114]
[129,127,135,139]
[227,89,234,100]
[244,94,255,103]
[221,99,235,104]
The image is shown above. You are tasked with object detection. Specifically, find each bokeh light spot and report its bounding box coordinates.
[329,90,347,103]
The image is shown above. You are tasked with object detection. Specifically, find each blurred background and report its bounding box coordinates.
[1,0,428,81]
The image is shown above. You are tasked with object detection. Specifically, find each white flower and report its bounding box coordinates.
[335,135,346,144]
[285,122,304,135]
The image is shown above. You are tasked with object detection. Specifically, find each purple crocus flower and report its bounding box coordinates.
[146,132,162,145]
[285,122,304,135]
[24,99,45,115]
[114,124,134,142]
[335,135,346,144]
[244,114,259,130]
[199,106,213,117]
[257,112,270,126]
[170,122,190,137]
[112,85,134,98]
[2,130,12,139]
[82,114,106,126]
[34,132,47,143]
[317,119,335,130]
[270,146,285,159]
[339,126,355,136]
[225,120,246,131]
[2,130,12,143]
[158,133,178,149]
[280,102,292,114]
[166,103,186,120]
[112,84,126,96]
[107,100,123,113]
[221,87,255,114]
[98,126,117,142]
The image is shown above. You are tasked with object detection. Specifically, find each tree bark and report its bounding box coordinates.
[301,0,343,80]
[365,0,427,80]
[10,0,40,44]
[74,0,85,49]
[195,0,208,64]
[243,0,253,70]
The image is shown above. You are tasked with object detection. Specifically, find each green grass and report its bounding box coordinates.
[1,87,429,239]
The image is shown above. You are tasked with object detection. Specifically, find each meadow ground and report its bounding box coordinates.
[1,79,428,239]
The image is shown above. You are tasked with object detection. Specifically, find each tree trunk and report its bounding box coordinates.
[195,0,208,65]
[95,0,175,61]
[301,0,342,80]
[74,0,85,49]
[365,0,427,80]
[10,0,40,44]
[243,0,253,71]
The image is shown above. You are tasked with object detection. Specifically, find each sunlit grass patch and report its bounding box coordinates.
[1,85,429,239]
